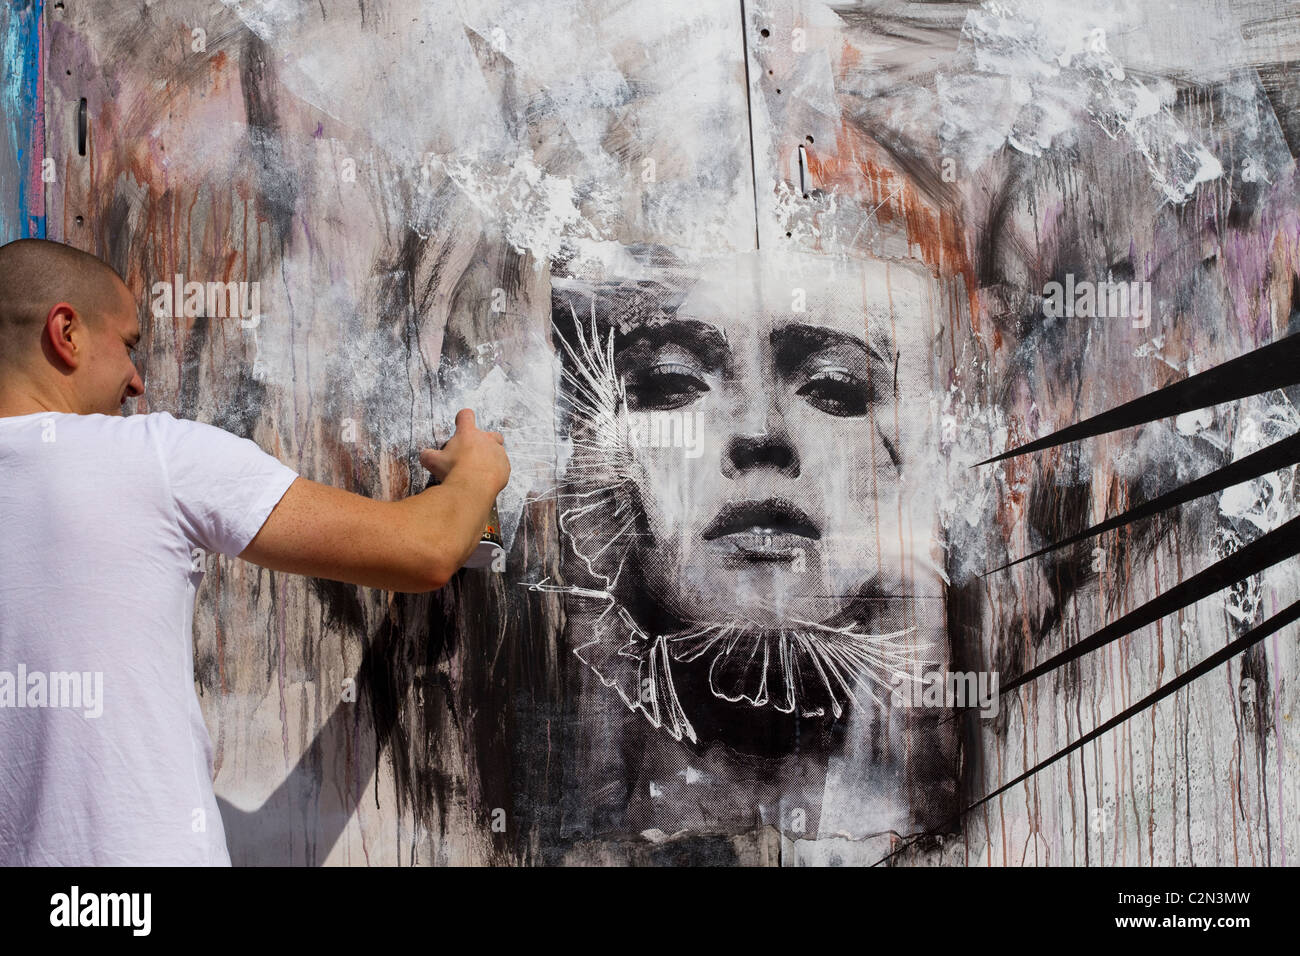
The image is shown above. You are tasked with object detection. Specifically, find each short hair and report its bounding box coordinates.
[0,238,129,368]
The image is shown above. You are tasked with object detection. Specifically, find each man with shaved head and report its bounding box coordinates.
[0,238,510,865]
[0,239,146,415]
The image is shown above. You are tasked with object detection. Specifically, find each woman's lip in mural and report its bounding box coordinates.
[713,529,813,561]
[701,498,821,541]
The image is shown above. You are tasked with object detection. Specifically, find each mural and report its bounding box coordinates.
[8,0,1298,864]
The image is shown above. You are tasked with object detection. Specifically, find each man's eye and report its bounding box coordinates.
[624,363,709,410]
[797,369,870,417]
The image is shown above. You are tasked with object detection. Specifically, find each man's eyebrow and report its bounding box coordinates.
[771,323,892,368]
[614,318,729,367]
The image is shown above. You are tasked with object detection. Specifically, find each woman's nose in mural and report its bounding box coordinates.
[719,384,799,480]
[722,428,800,479]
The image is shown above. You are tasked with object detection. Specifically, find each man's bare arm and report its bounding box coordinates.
[238,410,510,593]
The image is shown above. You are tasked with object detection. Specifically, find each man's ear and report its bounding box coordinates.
[44,302,83,370]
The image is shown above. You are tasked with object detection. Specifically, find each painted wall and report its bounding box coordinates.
[1,0,45,240]
[11,0,1299,864]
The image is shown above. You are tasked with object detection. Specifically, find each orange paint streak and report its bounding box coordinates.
[803,119,979,331]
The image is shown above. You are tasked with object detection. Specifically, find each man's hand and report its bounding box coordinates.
[418,408,510,492]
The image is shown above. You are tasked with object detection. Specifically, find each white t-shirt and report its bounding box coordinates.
[0,410,299,865]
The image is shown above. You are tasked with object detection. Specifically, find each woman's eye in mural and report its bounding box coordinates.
[795,366,871,417]
[624,362,711,410]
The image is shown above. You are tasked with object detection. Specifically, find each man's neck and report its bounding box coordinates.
[0,391,75,418]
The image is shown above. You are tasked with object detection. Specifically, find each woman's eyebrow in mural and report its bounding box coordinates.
[771,323,895,396]
[614,318,730,371]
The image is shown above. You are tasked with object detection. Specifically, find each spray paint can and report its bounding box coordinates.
[461,500,504,569]
[433,433,504,570]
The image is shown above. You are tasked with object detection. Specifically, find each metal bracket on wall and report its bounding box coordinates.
[77,97,87,156]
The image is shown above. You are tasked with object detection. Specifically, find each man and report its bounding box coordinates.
[0,237,510,865]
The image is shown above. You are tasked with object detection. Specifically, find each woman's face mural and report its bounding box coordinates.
[553,250,953,742]
[619,253,946,630]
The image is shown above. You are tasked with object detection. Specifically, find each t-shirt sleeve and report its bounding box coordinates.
[149,411,300,558]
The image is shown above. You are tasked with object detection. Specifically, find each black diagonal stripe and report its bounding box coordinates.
[1001,512,1300,696]
[873,599,1300,866]
[991,432,1300,573]
[974,599,1300,812]
[978,333,1300,465]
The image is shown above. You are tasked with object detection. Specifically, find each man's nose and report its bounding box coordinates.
[125,370,145,399]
